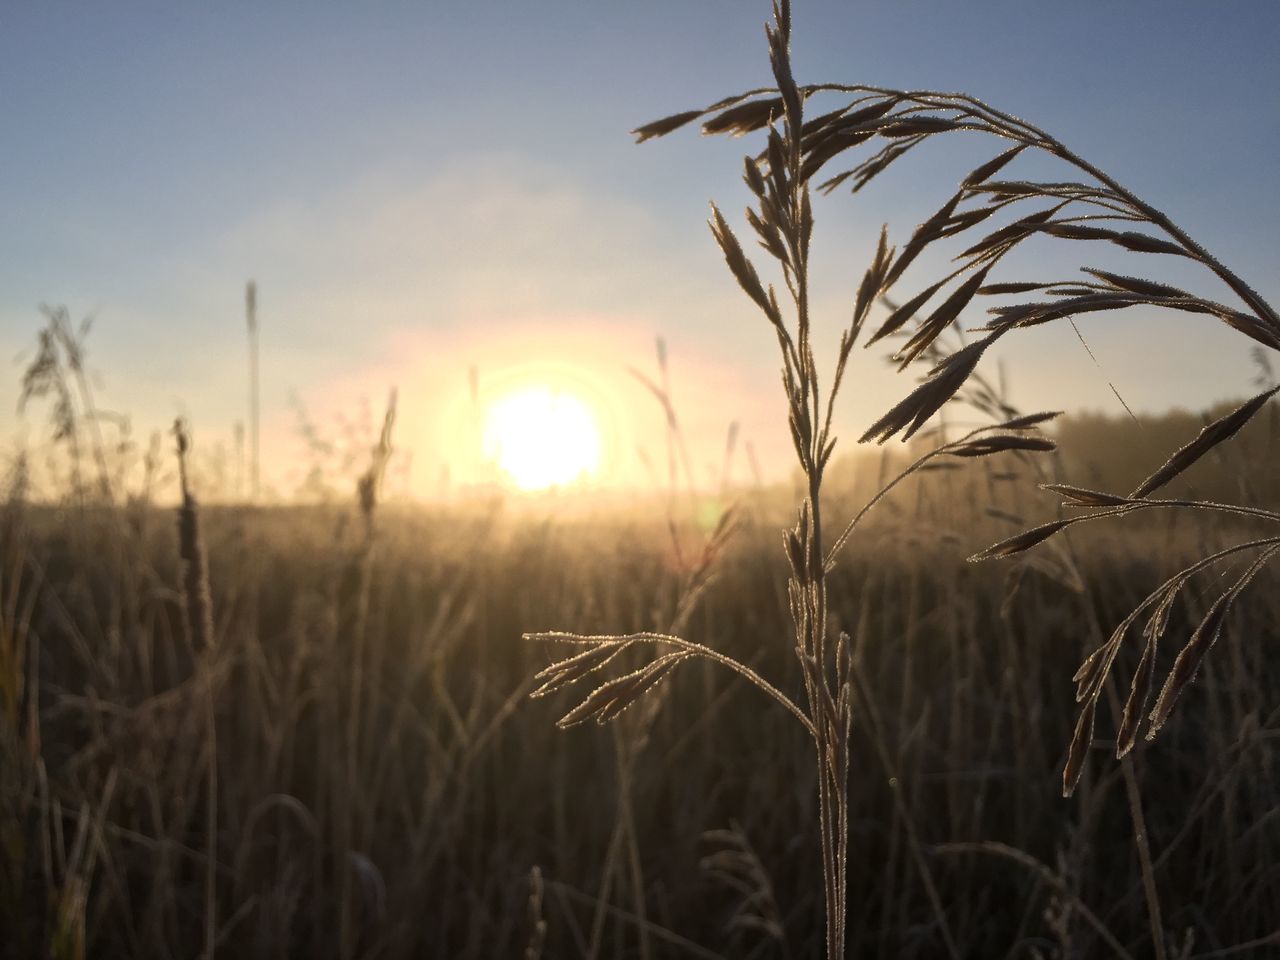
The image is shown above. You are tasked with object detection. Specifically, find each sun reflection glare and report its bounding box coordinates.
[482,386,602,490]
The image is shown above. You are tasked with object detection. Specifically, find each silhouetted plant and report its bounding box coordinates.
[525,4,1056,955]
[632,0,1280,803]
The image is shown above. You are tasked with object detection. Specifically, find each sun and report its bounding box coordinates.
[482,386,603,490]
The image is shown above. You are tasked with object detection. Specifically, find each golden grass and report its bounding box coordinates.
[4,2,1279,956]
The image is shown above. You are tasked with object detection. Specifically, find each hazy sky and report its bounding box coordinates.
[3,1,1278,496]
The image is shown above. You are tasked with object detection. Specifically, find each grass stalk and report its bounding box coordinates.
[246,281,260,503]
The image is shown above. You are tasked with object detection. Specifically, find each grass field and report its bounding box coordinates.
[3,453,1279,958]
[5,4,1280,957]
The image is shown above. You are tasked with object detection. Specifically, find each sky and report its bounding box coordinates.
[2,1,1278,498]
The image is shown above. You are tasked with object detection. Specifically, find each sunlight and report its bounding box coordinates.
[482,386,602,490]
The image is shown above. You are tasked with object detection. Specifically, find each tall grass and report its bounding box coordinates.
[4,439,1280,955]
[637,4,1280,805]
[528,4,1063,957]
[4,2,1280,956]
[246,282,261,504]
[532,0,1279,954]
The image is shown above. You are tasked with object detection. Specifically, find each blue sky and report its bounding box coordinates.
[3,1,1278,495]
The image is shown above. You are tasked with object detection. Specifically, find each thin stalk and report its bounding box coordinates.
[246,281,260,502]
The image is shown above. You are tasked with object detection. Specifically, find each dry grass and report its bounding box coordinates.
[3,2,1279,957]
[530,4,1065,956]
[4,485,1280,957]
[541,0,1280,954]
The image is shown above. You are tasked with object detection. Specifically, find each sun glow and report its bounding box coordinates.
[482,386,603,490]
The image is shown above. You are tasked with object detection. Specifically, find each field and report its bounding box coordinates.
[5,4,1280,958]
[3,442,1279,958]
